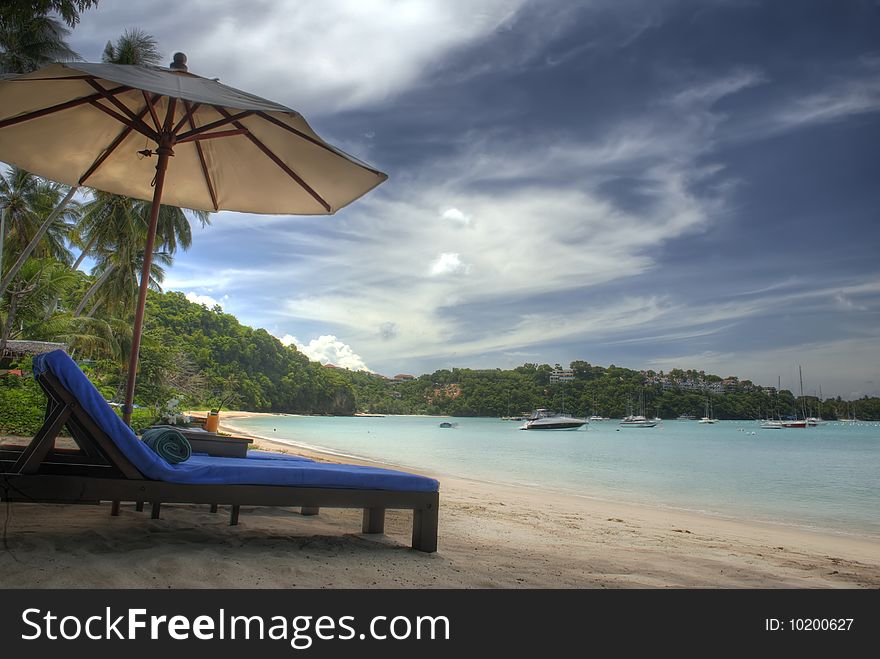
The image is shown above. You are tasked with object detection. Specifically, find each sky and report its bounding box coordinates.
[63,0,880,398]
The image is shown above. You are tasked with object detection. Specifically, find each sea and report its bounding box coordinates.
[228,415,880,538]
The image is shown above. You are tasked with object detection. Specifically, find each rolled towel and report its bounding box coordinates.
[141,426,192,464]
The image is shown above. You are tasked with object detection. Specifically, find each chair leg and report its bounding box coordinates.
[135,501,144,512]
[412,503,438,553]
[301,506,319,516]
[210,504,218,513]
[229,505,240,526]
[362,507,386,534]
[151,502,161,519]
[110,500,120,517]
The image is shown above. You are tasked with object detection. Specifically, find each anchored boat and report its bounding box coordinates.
[521,408,588,430]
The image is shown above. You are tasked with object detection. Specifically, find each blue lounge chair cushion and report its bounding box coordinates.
[32,350,438,493]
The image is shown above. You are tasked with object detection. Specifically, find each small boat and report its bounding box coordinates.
[619,415,657,428]
[676,414,696,420]
[759,420,783,429]
[439,421,458,428]
[698,396,718,423]
[780,419,807,428]
[588,414,610,421]
[521,408,587,430]
[620,393,657,427]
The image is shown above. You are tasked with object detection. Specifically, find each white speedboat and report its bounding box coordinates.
[521,408,588,430]
[619,415,657,428]
[760,420,783,429]
[588,414,610,421]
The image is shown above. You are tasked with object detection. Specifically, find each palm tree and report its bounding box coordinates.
[72,193,208,313]
[0,257,76,351]
[0,12,78,74]
[71,191,138,271]
[75,231,173,319]
[1,167,77,265]
[0,2,100,30]
[102,27,161,66]
[1,168,80,298]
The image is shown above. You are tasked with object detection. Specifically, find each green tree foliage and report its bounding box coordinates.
[0,2,100,29]
[337,362,880,421]
[128,291,356,415]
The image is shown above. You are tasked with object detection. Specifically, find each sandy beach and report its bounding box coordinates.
[1,410,878,588]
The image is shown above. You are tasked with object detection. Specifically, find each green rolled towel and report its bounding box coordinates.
[142,426,192,464]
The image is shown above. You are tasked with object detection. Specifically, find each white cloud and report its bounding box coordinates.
[833,293,868,312]
[668,69,767,109]
[440,207,473,226]
[184,291,228,309]
[429,252,470,276]
[279,334,371,371]
[73,0,528,113]
[772,76,880,132]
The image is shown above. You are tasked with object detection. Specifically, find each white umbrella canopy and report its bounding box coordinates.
[0,60,386,213]
[0,55,387,423]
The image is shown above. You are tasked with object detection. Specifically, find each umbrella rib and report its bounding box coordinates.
[141,90,162,133]
[213,106,332,212]
[255,111,386,178]
[85,79,159,141]
[0,84,131,130]
[78,104,153,186]
[88,100,156,140]
[176,128,248,143]
[174,110,254,142]
[185,103,219,212]
[172,102,200,135]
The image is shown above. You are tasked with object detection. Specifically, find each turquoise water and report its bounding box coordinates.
[229,415,880,537]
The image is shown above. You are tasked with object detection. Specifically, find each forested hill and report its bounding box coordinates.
[129,291,356,415]
[17,289,874,421]
[336,364,880,421]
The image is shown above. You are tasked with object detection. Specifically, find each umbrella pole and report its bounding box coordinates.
[122,145,172,426]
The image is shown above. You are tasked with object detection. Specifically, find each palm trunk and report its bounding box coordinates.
[0,211,6,283]
[0,278,37,353]
[74,265,114,317]
[0,285,19,352]
[42,296,59,322]
[0,185,78,297]
[71,233,98,271]
[86,298,102,318]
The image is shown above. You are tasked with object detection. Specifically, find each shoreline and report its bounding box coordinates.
[211,412,880,587]
[219,411,879,544]
[1,412,877,587]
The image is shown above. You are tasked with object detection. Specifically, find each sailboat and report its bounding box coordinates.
[698,395,717,424]
[588,385,609,421]
[620,392,657,428]
[780,366,809,428]
[806,382,826,426]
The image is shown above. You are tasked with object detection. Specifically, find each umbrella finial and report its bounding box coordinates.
[170,52,188,72]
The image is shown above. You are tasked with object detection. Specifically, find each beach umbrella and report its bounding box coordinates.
[0,54,387,424]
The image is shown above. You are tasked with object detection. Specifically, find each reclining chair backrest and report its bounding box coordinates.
[33,350,172,480]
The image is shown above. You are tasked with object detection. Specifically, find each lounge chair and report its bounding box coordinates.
[0,350,439,552]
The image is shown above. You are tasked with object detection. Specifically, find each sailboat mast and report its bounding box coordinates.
[799,365,806,420]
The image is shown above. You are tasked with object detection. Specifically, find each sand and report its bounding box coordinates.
[1,411,878,588]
